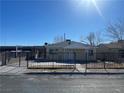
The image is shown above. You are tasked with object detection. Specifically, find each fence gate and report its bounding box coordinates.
[0,51,27,67]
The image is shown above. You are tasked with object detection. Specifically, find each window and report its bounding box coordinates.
[119,50,124,58]
[49,49,54,54]
[49,49,58,54]
[88,50,94,56]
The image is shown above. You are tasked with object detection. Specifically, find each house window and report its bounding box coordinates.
[49,49,54,54]
[119,50,124,58]
[49,49,58,54]
[88,50,94,56]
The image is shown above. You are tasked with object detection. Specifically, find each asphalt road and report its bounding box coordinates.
[0,75,124,93]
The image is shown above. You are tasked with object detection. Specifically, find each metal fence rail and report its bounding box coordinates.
[0,51,27,67]
[26,51,77,69]
[1,51,124,73]
[86,61,124,69]
[86,53,124,69]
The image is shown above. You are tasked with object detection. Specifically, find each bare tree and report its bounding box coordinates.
[86,31,103,46]
[95,31,103,46]
[80,35,84,42]
[53,35,64,43]
[86,32,95,46]
[106,20,124,41]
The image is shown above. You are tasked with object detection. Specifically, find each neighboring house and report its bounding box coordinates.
[96,40,124,62]
[45,39,95,63]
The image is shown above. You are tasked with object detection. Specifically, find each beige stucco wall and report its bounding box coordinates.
[45,46,96,62]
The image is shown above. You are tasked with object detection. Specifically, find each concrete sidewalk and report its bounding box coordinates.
[86,69,124,74]
[0,66,27,75]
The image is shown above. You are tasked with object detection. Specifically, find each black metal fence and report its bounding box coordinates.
[1,51,124,71]
[26,51,77,70]
[87,52,124,69]
[26,51,124,69]
[0,51,27,67]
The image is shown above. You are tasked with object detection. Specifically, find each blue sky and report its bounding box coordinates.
[0,0,124,46]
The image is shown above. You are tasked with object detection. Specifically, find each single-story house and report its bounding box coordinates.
[45,39,95,63]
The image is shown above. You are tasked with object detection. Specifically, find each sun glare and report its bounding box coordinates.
[74,0,104,19]
[91,0,104,18]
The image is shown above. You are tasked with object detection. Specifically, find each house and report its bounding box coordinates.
[96,40,124,62]
[0,40,95,64]
[45,39,95,63]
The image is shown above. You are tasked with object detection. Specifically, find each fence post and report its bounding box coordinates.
[104,61,105,69]
[103,53,106,69]
[74,52,76,70]
[7,52,10,63]
[85,50,88,74]
[19,52,21,67]
[5,52,7,65]
[1,52,6,66]
[26,52,29,68]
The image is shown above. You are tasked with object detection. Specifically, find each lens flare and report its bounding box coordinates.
[91,0,104,19]
[74,0,104,19]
